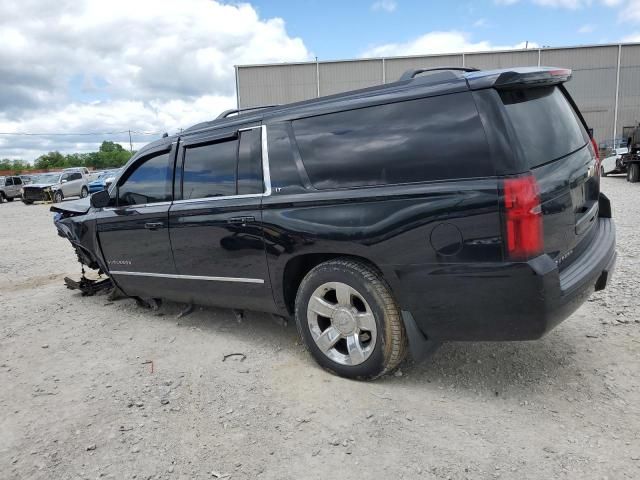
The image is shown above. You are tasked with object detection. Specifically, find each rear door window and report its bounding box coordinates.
[499,86,589,168]
[237,129,263,195]
[292,92,492,189]
[182,139,238,200]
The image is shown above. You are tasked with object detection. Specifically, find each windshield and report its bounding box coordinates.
[34,173,61,184]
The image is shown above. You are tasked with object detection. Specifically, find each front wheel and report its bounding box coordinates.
[295,258,407,380]
[53,190,63,203]
[80,186,89,198]
[628,163,640,183]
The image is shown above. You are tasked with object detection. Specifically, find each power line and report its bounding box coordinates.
[0,130,164,136]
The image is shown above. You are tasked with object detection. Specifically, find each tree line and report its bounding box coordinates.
[0,141,134,173]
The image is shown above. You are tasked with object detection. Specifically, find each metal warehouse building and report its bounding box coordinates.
[236,43,640,147]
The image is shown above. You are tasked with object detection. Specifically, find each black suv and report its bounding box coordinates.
[53,66,616,379]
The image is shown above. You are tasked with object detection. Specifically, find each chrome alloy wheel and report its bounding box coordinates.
[306,282,377,366]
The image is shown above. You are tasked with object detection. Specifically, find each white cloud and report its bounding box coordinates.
[622,32,640,40]
[494,0,520,5]
[532,0,588,8]
[362,31,538,58]
[578,23,596,33]
[0,0,311,160]
[473,18,489,27]
[619,0,640,22]
[371,0,397,12]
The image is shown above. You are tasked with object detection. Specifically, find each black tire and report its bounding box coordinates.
[6,196,14,202]
[601,166,607,177]
[22,199,33,205]
[80,186,89,198]
[0,194,4,203]
[628,163,640,183]
[294,258,408,380]
[54,190,63,203]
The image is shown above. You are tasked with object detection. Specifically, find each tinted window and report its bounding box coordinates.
[69,172,82,181]
[237,129,263,195]
[5,177,13,186]
[182,139,237,200]
[500,86,589,168]
[118,152,172,206]
[292,93,491,189]
[13,177,22,185]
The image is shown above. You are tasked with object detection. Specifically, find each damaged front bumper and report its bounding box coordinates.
[50,198,106,273]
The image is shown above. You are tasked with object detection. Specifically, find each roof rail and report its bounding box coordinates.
[399,67,479,81]
[216,104,281,119]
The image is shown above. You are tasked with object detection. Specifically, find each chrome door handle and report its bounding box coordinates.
[228,216,255,225]
[144,222,164,230]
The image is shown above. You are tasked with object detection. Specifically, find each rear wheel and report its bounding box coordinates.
[600,166,607,177]
[0,194,4,203]
[294,258,407,380]
[53,190,63,203]
[627,163,640,183]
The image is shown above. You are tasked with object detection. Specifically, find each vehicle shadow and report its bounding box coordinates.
[107,294,589,397]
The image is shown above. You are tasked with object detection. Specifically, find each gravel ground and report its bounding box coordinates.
[1,176,639,480]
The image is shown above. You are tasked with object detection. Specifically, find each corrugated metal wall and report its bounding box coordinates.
[237,43,640,144]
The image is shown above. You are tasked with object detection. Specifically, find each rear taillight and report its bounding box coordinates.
[590,138,600,161]
[503,174,543,260]
[590,137,600,174]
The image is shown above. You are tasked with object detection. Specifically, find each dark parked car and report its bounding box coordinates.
[52,66,616,379]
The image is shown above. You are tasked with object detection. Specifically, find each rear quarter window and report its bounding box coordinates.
[499,86,589,168]
[292,92,492,189]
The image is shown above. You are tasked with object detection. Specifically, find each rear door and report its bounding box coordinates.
[64,172,83,196]
[499,85,598,266]
[5,177,17,198]
[12,177,22,197]
[168,125,273,311]
[96,144,177,296]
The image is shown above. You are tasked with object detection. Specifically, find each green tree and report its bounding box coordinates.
[34,151,66,170]
[0,158,32,173]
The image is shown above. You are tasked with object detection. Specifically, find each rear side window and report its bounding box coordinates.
[13,177,22,185]
[500,86,589,168]
[292,92,491,189]
[182,139,238,200]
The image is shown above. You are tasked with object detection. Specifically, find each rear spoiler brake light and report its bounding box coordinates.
[466,67,572,90]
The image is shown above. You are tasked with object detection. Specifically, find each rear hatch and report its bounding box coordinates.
[499,85,599,268]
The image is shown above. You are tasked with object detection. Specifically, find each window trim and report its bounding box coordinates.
[172,125,271,206]
[102,126,270,210]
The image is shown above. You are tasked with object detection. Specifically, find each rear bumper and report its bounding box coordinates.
[391,216,616,342]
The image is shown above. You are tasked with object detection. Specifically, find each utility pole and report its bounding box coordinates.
[128,129,133,154]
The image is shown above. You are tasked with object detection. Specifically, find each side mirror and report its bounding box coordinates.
[61,179,68,183]
[90,189,110,209]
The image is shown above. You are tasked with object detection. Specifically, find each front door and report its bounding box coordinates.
[96,144,177,298]
[168,125,274,312]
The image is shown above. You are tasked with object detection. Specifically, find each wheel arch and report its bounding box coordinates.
[281,252,395,316]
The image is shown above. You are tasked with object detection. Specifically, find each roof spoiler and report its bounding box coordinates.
[465,67,572,90]
[399,67,479,81]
